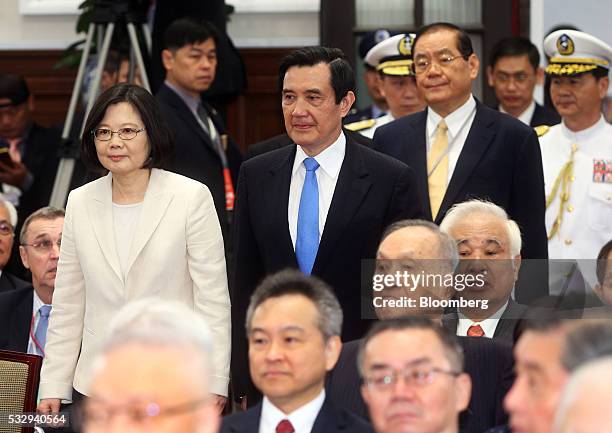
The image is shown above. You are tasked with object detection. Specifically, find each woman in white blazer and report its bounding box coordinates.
[37,84,231,412]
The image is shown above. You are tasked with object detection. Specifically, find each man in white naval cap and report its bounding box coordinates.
[539,29,612,295]
[345,33,425,138]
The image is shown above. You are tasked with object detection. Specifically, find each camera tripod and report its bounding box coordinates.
[49,0,151,208]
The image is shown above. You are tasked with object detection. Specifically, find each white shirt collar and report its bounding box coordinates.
[164,80,200,113]
[292,131,346,181]
[31,289,45,317]
[560,115,607,143]
[500,100,536,126]
[457,300,509,338]
[260,389,326,433]
[427,95,477,139]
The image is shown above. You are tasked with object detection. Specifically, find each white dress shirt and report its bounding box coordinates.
[500,100,536,126]
[426,95,477,183]
[27,290,50,355]
[456,300,509,338]
[259,389,326,433]
[288,133,346,248]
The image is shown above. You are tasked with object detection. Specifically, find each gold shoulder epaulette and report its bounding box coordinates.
[534,125,551,137]
[344,118,376,132]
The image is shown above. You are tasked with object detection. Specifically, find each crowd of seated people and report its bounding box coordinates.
[0,13,611,433]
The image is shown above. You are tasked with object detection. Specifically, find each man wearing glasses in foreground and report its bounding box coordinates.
[0,206,64,355]
[372,23,547,302]
[359,317,471,433]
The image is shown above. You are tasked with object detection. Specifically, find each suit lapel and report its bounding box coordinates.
[267,146,298,265]
[159,84,218,153]
[435,102,496,223]
[8,290,32,352]
[313,137,371,273]
[87,173,122,281]
[311,398,347,433]
[226,403,262,433]
[124,169,173,277]
[406,113,433,219]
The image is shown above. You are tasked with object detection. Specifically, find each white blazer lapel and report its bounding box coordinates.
[124,169,174,277]
[86,172,123,281]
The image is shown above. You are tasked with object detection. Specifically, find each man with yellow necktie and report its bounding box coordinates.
[373,22,548,303]
[539,30,612,295]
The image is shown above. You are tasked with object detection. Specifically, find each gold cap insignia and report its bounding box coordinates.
[557,34,574,56]
[398,35,413,56]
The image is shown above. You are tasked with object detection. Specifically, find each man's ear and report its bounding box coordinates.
[27,94,35,112]
[536,67,545,85]
[598,76,610,99]
[19,246,29,270]
[161,49,175,72]
[340,91,356,117]
[486,66,495,87]
[324,335,342,371]
[513,254,522,281]
[468,54,480,80]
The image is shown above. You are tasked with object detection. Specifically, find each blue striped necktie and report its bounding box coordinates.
[35,305,51,356]
[296,157,320,274]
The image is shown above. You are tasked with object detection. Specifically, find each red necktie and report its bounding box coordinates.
[276,419,294,433]
[467,324,485,337]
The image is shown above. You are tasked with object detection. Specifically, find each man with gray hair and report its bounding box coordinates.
[221,269,372,433]
[0,206,63,355]
[554,357,612,433]
[81,298,220,433]
[0,198,29,292]
[327,219,514,433]
[440,199,528,344]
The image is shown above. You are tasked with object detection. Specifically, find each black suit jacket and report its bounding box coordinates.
[246,130,373,160]
[232,135,424,399]
[18,123,61,224]
[529,103,561,127]
[0,271,30,293]
[372,101,548,302]
[0,286,34,352]
[221,397,373,433]
[156,84,243,238]
[326,337,514,433]
[442,299,529,346]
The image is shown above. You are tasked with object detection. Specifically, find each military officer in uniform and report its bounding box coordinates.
[346,33,426,138]
[344,29,394,124]
[539,29,612,294]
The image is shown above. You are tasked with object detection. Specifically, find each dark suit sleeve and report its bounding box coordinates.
[510,130,548,259]
[384,165,426,224]
[231,163,264,400]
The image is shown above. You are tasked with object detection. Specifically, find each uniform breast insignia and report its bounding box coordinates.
[534,125,550,137]
[345,118,376,132]
[593,159,612,183]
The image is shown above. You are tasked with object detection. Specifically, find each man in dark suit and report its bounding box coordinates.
[222,270,372,433]
[0,199,29,292]
[0,207,63,354]
[372,23,548,302]
[358,318,472,433]
[156,18,242,240]
[326,219,513,433]
[232,46,424,404]
[439,200,528,345]
[0,73,61,228]
[487,37,560,127]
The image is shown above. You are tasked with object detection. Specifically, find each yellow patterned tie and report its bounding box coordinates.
[428,119,449,219]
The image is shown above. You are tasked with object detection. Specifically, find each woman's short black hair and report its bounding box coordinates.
[81,83,174,174]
